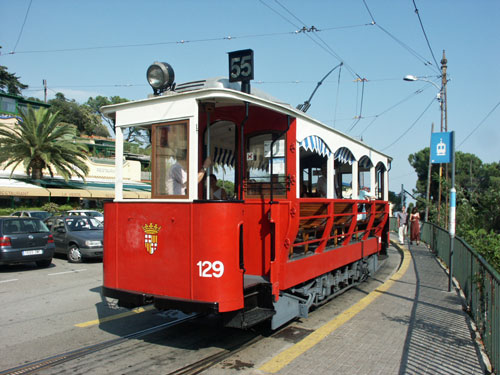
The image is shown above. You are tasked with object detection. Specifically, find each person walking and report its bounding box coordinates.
[397,206,408,245]
[410,207,421,245]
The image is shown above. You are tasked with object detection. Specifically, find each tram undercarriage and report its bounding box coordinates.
[224,252,379,329]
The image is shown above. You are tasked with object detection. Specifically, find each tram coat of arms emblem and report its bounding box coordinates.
[142,223,161,255]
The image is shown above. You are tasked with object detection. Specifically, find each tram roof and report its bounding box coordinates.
[102,82,392,162]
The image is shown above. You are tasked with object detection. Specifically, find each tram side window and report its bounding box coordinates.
[152,121,189,198]
[246,133,287,198]
[299,148,328,198]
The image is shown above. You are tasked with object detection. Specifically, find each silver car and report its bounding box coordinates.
[49,216,103,263]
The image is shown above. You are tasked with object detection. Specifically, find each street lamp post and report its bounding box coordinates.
[403,74,443,223]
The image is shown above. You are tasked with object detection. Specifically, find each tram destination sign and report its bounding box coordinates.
[228,49,254,82]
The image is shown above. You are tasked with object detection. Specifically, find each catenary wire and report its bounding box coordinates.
[12,0,33,53]
[412,0,440,69]
[382,96,435,151]
[333,64,343,128]
[458,100,500,147]
[265,0,361,78]
[347,79,366,132]
[362,0,439,73]
[358,88,425,136]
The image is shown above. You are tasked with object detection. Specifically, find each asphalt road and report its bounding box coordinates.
[0,256,175,371]
[0,246,401,374]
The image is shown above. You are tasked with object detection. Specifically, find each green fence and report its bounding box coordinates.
[391,217,499,373]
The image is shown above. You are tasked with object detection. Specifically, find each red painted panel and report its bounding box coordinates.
[192,203,244,311]
[103,202,244,312]
[103,202,117,288]
[280,238,380,290]
[242,202,271,276]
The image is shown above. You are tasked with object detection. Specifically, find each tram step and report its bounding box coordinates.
[224,307,276,329]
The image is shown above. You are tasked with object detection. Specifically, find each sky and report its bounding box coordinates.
[1,0,499,196]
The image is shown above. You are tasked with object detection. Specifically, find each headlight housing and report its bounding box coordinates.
[147,62,175,95]
[85,240,102,247]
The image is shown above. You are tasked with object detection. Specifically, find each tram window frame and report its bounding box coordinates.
[245,132,287,199]
[201,120,238,200]
[151,120,190,199]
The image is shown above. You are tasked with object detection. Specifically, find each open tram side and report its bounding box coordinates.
[102,61,391,329]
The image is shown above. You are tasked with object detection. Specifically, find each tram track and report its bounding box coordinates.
[165,333,264,375]
[0,313,200,375]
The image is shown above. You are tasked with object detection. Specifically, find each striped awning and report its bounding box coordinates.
[213,147,235,167]
[299,135,332,158]
[358,156,373,169]
[334,147,355,165]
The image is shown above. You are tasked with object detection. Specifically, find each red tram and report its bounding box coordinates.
[102,53,391,329]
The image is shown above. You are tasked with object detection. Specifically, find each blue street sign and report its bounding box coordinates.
[430,132,453,164]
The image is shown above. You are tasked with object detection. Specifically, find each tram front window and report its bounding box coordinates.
[152,121,189,198]
[245,133,286,198]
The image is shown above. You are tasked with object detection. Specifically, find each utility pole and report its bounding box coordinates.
[425,123,434,222]
[43,79,47,103]
[437,50,448,225]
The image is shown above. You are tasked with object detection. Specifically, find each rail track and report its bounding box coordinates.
[165,334,265,375]
[0,313,199,375]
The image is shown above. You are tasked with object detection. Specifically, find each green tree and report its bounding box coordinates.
[86,95,149,145]
[48,93,109,137]
[408,147,440,208]
[0,106,89,181]
[86,95,127,133]
[409,147,500,271]
[0,65,28,95]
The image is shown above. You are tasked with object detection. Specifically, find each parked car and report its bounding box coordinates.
[10,210,52,221]
[0,216,55,267]
[48,216,103,263]
[66,210,104,223]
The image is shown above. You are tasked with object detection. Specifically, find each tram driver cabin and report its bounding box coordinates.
[101,65,391,329]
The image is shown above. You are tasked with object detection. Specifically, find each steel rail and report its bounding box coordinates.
[0,313,200,375]
[165,333,265,375]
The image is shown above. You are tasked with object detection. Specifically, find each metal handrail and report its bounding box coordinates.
[390,217,499,372]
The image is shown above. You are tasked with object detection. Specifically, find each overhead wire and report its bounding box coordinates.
[270,0,361,79]
[382,96,436,151]
[347,78,366,132]
[358,87,425,136]
[412,0,440,69]
[333,64,343,128]
[458,100,500,147]
[362,0,440,74]
[12,0,33,53]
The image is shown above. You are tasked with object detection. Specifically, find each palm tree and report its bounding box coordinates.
[0,106,89,182]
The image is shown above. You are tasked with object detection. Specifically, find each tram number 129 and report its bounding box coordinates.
[196,260,225,278]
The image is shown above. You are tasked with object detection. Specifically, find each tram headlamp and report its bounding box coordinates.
[147,62,175,95]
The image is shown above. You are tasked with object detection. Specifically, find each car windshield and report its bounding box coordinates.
[65,217,103,231]
[3,219,50,234]
[30,212,51,220]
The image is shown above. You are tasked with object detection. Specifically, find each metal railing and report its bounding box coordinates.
[390,217,499,373]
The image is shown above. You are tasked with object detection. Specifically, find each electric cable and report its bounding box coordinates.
[382,96,435,151]
[333,64,343,128]
[12,0,33,53]
[412,0,440,69]
[458,100,500,147]
[347,78,366,132]
[358,88,425,136]
[362,0,439,73]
